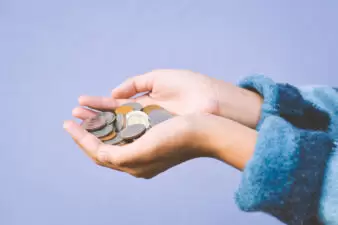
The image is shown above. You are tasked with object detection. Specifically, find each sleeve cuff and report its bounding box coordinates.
[238,75,279,128]
[235,115,335,224]
[238,75,330,131]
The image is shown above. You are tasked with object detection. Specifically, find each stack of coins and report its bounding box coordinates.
[81,103,173,146]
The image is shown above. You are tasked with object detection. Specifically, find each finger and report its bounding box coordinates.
[64,120,128,170]
[111,73,155,99]
[72,107,98,120]
[133,94,155,107]
[111,134,157,166]
[64,120,108,161]
[78,96,130,110]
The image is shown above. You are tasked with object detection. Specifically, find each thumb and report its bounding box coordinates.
[112,73,155,99]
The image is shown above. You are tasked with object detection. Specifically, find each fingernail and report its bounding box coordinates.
[63,120,72,130]
[78,95,86,104]
[72,108,80,116]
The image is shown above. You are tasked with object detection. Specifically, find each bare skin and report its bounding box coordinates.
[64,113,257,178]
[66,69,262,177]
[73,69,263,128]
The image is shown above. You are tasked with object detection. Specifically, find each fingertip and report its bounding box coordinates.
[72,107,81,116]
[63,120,83,136]
[72,107,98,120]
[111,86,123,98]
[78,95,87,105]
[63,120,75,130]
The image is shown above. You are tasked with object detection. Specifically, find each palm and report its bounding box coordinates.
[72,70,221,122]
[113,70,220,116]
[71,109,200,179]
[117,116,193,169]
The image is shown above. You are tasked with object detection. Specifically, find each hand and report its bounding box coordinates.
[73,69,263,128]
[63,113,214,179]
[65,109,257,178]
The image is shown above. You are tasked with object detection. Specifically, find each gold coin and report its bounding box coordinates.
[118,141,127,146]
[99,130,117,141]
[142,104,163,115]
[115,105,133,115]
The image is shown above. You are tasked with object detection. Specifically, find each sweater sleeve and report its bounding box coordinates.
[235,75,338,224]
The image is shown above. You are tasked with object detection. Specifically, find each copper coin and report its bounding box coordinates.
[99,130,117,141]
[82,115,106,131]
[115,113,126,132]
[91,124,114,138]
[142,104,163,115]
[121,102,143,111]
[115,105,133,115]
[148,109,173,127]
[99,111,116,124]
[103,133,124,145]
[120,124,146,141]
[118,141,127,146]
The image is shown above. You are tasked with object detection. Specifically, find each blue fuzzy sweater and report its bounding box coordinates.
[235,75,338,225]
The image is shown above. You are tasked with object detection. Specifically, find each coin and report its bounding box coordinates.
[115,105,133,115]
[99,111,116,124]
[103,133,124,145]
[142,104,163,115]
[121,102,143,111]
[99,130,117,141]
[120,124,146,141]
[115,113,126,132]
[148,109,173,127]
[91,124,114,138]
[126,111,150,128]
[82,115,106,131]
[118,141,127,146]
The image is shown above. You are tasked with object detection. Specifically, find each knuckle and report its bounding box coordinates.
[94,159,104,166]
[97,149,110,164]
[92,157,103,166]
[126,77,135,84]
[112,155,128,168]
[77,132,91,146]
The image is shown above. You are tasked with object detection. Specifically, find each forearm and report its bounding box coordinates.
[212,78,263,129]
[194,114,257,170]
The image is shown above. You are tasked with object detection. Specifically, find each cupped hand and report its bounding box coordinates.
[73,70,225,119]
[111,69,222,115]
[64,112,215,179]
[73,69,262,128]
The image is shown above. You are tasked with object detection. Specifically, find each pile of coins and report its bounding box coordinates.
[81,103,173,146]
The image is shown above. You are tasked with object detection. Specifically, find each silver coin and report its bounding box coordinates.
[81,114,106,131]
[126,111,150,128]
[148,109,173,127]
[99,111,116,124]
[121,102,143,111]
[103,133,124,145]
[120,124,146,141]
[91,124,114,138]
[115,114,126,132]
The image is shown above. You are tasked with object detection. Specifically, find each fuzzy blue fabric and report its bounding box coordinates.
[239,76,330,131]
[298,86,338,225]
[235,75,338,224]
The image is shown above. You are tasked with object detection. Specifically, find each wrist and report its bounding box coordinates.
[192,114,257,170]
[212,79,263,129]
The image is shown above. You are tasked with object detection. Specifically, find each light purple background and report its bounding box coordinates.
[1,1,338,225]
